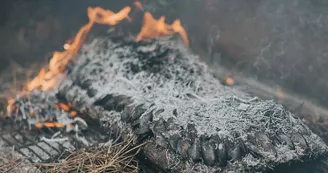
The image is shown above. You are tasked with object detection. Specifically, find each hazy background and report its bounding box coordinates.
[1,0,328,109]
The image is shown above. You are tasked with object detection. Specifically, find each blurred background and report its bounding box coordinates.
[1,0,328,124]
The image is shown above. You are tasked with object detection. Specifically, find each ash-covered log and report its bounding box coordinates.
[4,33,328,172]
[37,34,326,172]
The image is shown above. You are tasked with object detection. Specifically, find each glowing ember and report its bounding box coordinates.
[57,103,70,111]
[225,77,235,86]
[136,12,189,46]
[34,121,66,129]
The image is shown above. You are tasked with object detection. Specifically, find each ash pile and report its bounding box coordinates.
[1,34,328,173]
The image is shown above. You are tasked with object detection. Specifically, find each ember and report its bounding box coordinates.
[225,76,234,85]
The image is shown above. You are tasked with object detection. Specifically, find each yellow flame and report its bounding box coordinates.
[136,12,189,46]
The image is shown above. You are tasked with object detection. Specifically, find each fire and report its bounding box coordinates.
[5,3,189,131]
[24,6,133,94]
[136,12,189,46]
[134,1,144,11]
[88,6,132,25]
[64,21,95,56]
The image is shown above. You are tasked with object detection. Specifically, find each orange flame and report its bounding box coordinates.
[20,6,132,94]
[136,12,189,46]
[134,1,144,11]
[88,6,132,25]
[171,19,189,46]
[26,68,46,91]
[64,21,95,56]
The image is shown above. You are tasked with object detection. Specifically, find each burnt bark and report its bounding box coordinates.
[49,34,328,172]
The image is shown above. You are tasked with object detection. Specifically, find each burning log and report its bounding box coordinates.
[2,3,328,173]
[5,34,327,172]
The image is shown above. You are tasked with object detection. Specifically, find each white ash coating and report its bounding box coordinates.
[64,36,321,139]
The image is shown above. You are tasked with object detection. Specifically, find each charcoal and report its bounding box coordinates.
[168,133,180,150]
[154,108,165,116]
[165,118,181,131]
[150,118,166,134]
[291,133,309,149]
[254,132,277,156]
[121,105,133,122]
[155,133,168,148]
[87,88,97,97]
[138,111,153,127]
[227,140,247,161]
[295,124,312,136]
[80,79,93,89]
[130,104,146,122]
[201,140,216,166]
[172,109,178,117]
[177,138,191,159]
[278,134,295,150]
[187,123,197,140]
[94,94,128,111]
[216,143,229,166]
[135,125,151,135]
[133,110,153,135]
[143,141,185,171]
[188,137,202,161]
[246,142,264,159]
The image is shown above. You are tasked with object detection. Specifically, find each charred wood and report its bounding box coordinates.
[50,35,328,172]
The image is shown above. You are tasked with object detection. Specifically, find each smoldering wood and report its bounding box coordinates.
[48,34,327,172]
[3,34,328,172]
